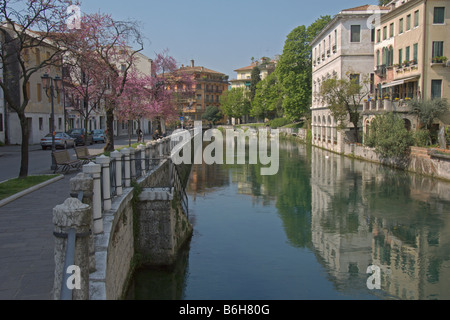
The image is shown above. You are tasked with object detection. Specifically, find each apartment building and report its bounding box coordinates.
[1,24,65,145]
[311,5,389,153]
[229,57,277,89]
[366,0,450,133]
[177,60,229,123]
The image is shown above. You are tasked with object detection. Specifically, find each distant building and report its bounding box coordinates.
[229,57,277,89]
[1,23,65,145]
[311,5,389,153]
[64,50,155,137]
[365,0,450,138]
[177,60,229,123]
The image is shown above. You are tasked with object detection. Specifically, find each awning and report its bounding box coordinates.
[381,76,419,89]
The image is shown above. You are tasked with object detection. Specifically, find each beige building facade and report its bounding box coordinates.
[3,32,65,145]
[366,0,450,137]
[311,5,389,153]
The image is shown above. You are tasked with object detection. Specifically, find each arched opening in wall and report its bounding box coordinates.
[313,116,317,140]
[322,116,326,142]
[365,119,371,142]
[404,118,411,131]
[327,115,332,143]
[318,116,321,141]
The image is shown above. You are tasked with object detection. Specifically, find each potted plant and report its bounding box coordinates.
[432,56,448,64]
[403,60,410,67]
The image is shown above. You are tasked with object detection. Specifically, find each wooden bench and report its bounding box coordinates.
[75,146,96,164]
[52,150,82,173]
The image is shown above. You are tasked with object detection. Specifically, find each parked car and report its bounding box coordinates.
[67,128,93,146]
[40,132,75,150]
[92,129,106,143]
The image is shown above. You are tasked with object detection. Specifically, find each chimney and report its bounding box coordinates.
[191,59,195,68]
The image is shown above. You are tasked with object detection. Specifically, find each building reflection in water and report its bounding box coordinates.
[129,139,450,300]
[310,147,450,300]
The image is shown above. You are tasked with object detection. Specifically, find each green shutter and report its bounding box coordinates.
[413,43,418,63]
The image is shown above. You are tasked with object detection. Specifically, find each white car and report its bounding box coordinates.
[40,132,75,150]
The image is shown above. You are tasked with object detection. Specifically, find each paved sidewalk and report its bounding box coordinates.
[0,171,77,300]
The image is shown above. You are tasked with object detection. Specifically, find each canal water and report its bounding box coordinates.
[126,139,450,300]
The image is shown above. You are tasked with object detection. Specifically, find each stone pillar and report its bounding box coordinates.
[96,155,112,211]
[69,173,96,273]
[121,148,131,188]
[129,147,136,180]
[53,198,91,300]
[137,144,146,176]
[83,162,103,234]
[110,151,123,196]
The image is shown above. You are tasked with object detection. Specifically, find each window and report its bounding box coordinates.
[399,18,404,33]
[196,94,202,100]
[433,7,445,24]
[399,49,403,65]
[350,25,360,42]
[350,73,360,86]
[413,43,418,63]
[58,118,62,130]
[383,26,387,40]
[377,29,381,43]
[370,73,375,93]
[376,50,380,66]
[334,29,337,49]
[432,41,444,57]
[25,82,30,100]
[407,14,411,30]
[39,117,43,131]
[0,113,3,132]
[390,23,394,38]
[431,80,442,99]
[414,10,419,28]
[37,83,42,102]
[371,27,375,42]
[405,46,410,62]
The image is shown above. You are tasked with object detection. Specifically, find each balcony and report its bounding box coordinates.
[363,99,412,113]
[375,64,386,78]
[431,56,448,67]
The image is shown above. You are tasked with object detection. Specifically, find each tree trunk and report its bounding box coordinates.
[18,112,29,178]
[104,108,115,152]
[128,119,131,147]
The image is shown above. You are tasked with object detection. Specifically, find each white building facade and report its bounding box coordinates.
[311,5,389,152]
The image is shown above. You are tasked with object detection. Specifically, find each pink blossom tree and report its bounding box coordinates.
[115,50,195,144]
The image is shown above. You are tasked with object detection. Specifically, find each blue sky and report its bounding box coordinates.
[81,0,376,78]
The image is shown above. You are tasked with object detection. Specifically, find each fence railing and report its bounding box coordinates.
[80,130,195,234]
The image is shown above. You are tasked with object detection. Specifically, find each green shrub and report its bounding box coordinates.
[413,129,431,147]
[267,117,291,128]
[365,113,413,159]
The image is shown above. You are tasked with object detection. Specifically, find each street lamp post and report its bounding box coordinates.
[41,73,63,171]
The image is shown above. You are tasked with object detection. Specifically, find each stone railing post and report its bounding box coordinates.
[96,155,112,211]
[137,144,146,176]
[110,151,123,196]
[69,173,95,273]
[158,139,164,161]
[53,198,91,300]
[83,162,103,234]
[121,148,131,188]
[129,147,136,180]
